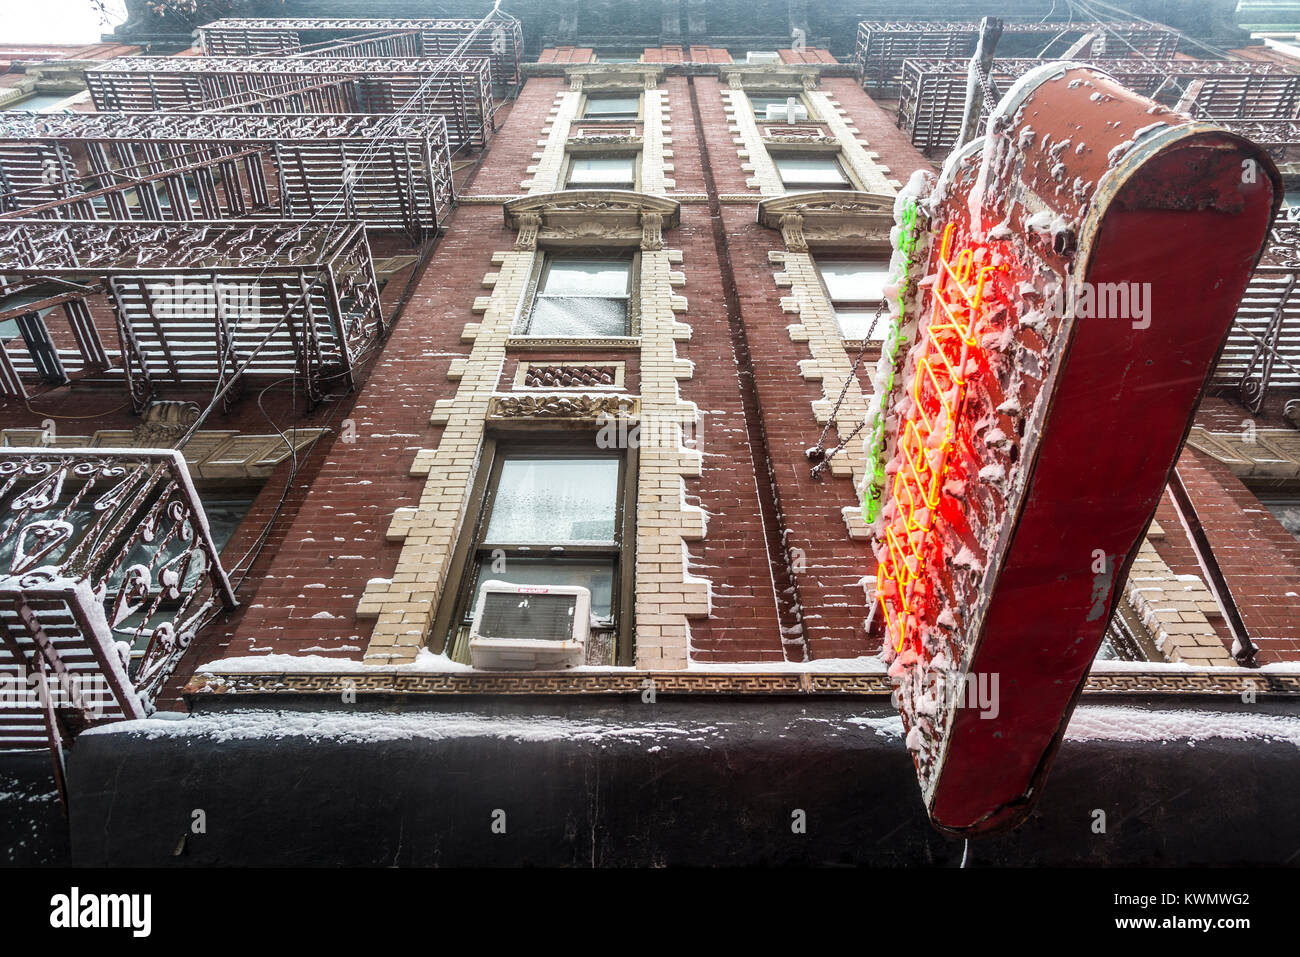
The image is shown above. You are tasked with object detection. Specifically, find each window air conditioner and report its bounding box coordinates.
[746,51,781,64]
[765,102,809,124]
[468,580,591,670]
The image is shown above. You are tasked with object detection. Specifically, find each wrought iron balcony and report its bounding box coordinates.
[196,17,525,89]
[0,218,384,408]
[0,111,454,237]
[84,56,495,151]
[0,448,237,756]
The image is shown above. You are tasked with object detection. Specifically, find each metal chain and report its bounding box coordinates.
[807,298,888,479]
[978,67,1000,111]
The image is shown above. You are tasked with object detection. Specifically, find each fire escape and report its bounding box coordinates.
[0,14,521,773]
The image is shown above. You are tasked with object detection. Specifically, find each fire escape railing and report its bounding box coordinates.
[0,112,454,237]
[84,56,496,151]
[0,448,236,774]
[0,218,383,408]
[893,58,1300,153]
[854,19,1181,95]
[196,17,524,89]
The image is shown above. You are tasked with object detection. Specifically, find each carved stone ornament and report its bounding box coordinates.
[487,392,640,420]
[778,213,808,253]
[133,400,201,444]
[762,134,841,148]
[757,190,897,250]
[566,64,664,92]
[514,212,543,251]
[504,190,680,251]
[720,65,820,94]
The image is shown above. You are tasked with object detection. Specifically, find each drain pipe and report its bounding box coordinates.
[686,75,810,662]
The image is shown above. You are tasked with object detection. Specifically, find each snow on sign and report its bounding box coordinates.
[867,63,1280,835]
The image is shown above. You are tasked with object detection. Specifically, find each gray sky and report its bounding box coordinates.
[1,0,127,45]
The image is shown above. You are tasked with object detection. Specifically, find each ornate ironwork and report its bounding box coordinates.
[182,667,1300,698]
[897,58,1300,153]
[0,448,237,755]
[84,57,495,151]
[854,20,1182,93]
[196,17,524,87]
[0,112,454,236]
[0,219,383,407]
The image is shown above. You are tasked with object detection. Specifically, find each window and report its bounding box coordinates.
[566,154,637,190]
[817,258,891,339]
[439,441,636,666]
[597,54,641,64]
[2,92,69,112]
[522,254,634,337]
[583,94,640,121]
[750,94,805,121]
[1257,492,1300,543]
[774,153,851,190]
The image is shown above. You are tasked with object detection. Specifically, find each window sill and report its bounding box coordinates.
[507,335,641,351]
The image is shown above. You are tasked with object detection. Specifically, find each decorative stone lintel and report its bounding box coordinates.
[757,189,896,250]
[566,64,664,92]
[504,190,681,251]
[720,64,820,92]
[486,392,640,422]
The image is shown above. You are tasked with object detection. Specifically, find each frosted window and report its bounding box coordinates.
[568,155,636,187]
[821,260,889,303]
[834,308,887,340]
[584,95,639,119]
[775,154,849,188]
[528,258,631,336]
[541,259,629,296]
[485,457,619,544]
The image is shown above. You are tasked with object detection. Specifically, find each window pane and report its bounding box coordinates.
[776,155,848,185]
[750,95,795,115]
[585,96,639,117]
[472,556,616,619]
[568,156,636,185]
[485,457,619,544]
[835,309,888,340]
[541,259,630,296]
[528,296,628,336]
[820,260,890,302]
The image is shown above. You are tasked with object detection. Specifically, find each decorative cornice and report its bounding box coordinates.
[565,63,664,91]
[486,392,640,421]
[566,134,644,151]
[505,335,641,351]
[761,134,840,148]
[720,64,819,91]
[184,668,1300,699]
[757,189,896,249]
[504,190,681,250]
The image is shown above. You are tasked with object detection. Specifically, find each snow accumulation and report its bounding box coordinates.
[76,699,1299,749]
[687,655,888,673]
[1065,705,1300,748]
[197,648,475,674]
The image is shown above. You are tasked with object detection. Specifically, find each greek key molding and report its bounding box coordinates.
[184,668,1300,698]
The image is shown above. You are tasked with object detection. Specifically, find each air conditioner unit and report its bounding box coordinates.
[468,580,591,670]
[765,102,809,123]
[746,51,781,64]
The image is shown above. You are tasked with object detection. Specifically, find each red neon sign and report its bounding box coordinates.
[876,224,1006,655]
